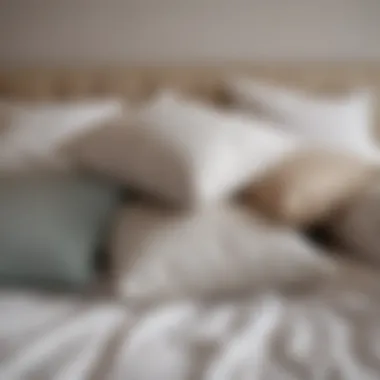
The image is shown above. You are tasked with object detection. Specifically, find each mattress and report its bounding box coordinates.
[1,281,380,380]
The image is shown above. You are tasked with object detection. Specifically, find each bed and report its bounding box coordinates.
[1,63,380,380]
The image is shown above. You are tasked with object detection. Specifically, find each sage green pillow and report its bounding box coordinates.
[0,174,120,291]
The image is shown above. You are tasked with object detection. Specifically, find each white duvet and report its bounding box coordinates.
[1,280,380,380]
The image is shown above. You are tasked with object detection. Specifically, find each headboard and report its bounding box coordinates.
[1,63,380,135]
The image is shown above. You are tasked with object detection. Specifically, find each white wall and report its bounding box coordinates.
[0,0,379,65]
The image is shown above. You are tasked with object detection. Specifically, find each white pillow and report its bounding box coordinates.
[110,203,337,300]
[225,79,380,161]
[0,99,124,171]
[68,91,300,206]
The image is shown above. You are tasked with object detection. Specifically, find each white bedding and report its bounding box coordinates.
[2,281,380,380]
[1,81,380,380]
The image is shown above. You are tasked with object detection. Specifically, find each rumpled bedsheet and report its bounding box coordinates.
[1,282,380,380]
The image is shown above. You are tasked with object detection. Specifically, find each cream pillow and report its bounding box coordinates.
[243,149,376,227]
[0,100,124,172]
[225,79,380,161]
[67,91,300,207]
[109,203,336,300]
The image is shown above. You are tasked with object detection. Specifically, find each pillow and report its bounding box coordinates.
[225,79,380,161]
[242,149,376,227]
[0,174,120,291]
[328,180,380,266]
[0,99,124,172]
[109,203,336,300]
[66,91,300,207]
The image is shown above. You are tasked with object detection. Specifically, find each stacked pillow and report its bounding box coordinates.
[223,79,380,269]
[0,100,124,291]
[1,78,378,300]
[62,87,376,300]
[65,90,301,207]
[223,79,380,223]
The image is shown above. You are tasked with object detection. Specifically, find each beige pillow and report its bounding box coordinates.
[242,149,376,227]
[328,180,380,265]
[109,203,336,301]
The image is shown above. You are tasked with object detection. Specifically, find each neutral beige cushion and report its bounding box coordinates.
[329,180,380,265]
[243,149,376,227]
